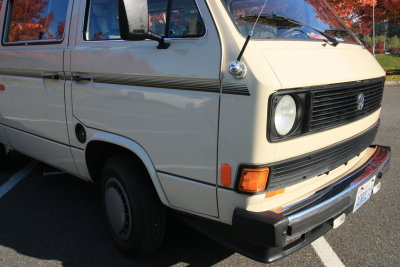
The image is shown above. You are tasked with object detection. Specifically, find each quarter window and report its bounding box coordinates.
[84,0,205,41]
[168,0,205,37]
[4,0,69,43]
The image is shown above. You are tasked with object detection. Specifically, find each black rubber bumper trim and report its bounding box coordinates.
[179,145,391,263]
[232,210,289,247]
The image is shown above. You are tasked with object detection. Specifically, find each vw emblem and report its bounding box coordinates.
[357,93,365,110]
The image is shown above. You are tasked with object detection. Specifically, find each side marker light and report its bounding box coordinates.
[221,163,232,187]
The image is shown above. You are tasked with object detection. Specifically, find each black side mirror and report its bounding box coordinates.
[118,0,170,49]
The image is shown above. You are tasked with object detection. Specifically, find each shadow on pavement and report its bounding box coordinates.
[0,163,234,266]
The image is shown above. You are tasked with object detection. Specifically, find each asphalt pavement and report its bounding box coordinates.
[0,85,399,267]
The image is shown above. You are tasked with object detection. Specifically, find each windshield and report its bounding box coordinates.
[222,0,358,44]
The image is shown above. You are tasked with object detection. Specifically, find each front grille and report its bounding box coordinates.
[309,78,384,132]
[267,121,379,191]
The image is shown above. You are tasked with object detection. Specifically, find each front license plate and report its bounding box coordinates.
[353,176,376,213]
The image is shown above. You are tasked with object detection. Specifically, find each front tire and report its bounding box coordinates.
[0,145,24,169]
[101,156,166,257]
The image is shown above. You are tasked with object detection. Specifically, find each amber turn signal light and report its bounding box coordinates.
[221,163,232,187]
[238,167,270,193]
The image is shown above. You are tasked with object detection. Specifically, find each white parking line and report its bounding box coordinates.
[0,161,37,199]
[312,237,345,267]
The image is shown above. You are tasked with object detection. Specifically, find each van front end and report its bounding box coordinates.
[184,0,393,262]
[186,145,390,263]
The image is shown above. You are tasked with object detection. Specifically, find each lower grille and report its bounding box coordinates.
[267,121,379,191]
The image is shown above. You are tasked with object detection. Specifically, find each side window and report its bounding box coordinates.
[148,0,169,37]
[4,0,69,44]
[168,0,205,38]
[84,0,205,41]
[85,0,121,41]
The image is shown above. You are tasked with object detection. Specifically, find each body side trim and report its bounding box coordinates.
[2,124,83,178]
[221,82,250,96]
[90,73,220,93]
[0,68,63,79]
[0,70,249,96]
[0,122,73,148]
[157,170,217,187]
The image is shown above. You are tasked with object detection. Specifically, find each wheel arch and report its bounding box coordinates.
[85,132,170,206]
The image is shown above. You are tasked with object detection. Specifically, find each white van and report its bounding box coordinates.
[0,0,391,263]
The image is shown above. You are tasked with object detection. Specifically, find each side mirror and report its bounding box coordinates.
[118,0,170,49]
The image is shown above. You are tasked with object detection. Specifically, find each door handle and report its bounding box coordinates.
[41,73,60,80]
[72,75,92,82]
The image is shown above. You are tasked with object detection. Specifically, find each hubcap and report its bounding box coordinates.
[105,178,132,240]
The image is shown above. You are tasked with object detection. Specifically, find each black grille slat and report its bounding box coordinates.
[314,94,360,104]
[272,137,368,176]
[313,98,358,109]
[272,138,368,179]
[309,79,384,132]
[315,82,382,96]
[312,92,381,112]
[314,88,382,103]
[268,122,379,190]
[310,106,380,128]
[312,106,357,120]
[310,114,360,128]
[365,94,383,103]
[272,144,364,182]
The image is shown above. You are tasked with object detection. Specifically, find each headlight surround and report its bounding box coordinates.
[268,92,310,142]
[274,95,297,136]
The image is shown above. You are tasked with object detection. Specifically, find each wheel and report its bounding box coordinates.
[100,155,166,257]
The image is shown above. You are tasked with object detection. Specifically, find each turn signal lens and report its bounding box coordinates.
[221,163,232,187]
[238,167,270,193]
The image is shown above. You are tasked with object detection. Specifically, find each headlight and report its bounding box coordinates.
[274,95,297,136]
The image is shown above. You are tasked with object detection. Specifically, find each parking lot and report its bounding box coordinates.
[0,85,399,267]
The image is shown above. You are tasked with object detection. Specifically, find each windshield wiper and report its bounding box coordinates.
[325,28,349,36]
[239,14,339,47]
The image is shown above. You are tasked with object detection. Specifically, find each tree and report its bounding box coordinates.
[376,39,384,53]
[326,0,400,35]
[7,0,55,42]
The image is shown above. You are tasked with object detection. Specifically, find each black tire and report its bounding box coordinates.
[0,144,7,168]
[0,145,28,169]
[100,155,166,257]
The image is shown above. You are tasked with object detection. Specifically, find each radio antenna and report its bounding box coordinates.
[236,0,269,62]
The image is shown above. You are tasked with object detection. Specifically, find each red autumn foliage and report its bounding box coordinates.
[375,40,384,53]
[7,0,55,42]
[326,0,400,34]
[388,46,400,53]
[56,21,65,40]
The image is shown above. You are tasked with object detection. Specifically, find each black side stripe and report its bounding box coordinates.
[0,69,251,96]
[222,82,250,96]
[92,73,221,93]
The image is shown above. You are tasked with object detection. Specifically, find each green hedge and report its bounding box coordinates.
[375,54,400,70]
